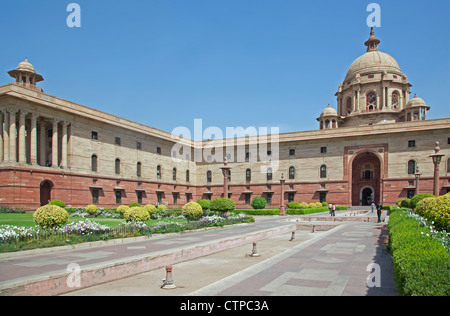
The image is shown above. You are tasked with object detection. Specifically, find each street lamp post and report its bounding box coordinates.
[220,157,231,199]
[429,141,444,197]
[414,166,421,196]
[279,173,286,216]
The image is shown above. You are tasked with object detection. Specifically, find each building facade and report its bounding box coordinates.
[0,30,449,210]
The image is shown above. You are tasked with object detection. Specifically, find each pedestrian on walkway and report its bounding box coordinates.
[329,203,333,216]
[371,200,375,213]
[332,204,336,217]
[376,202,383,222]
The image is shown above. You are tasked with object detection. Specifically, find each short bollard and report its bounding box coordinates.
[249,242,260,257]
[160,266,176,289]
[311,225,316,233]
[289,231,296,241]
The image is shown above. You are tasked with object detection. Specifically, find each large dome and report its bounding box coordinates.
[345,51,402,81]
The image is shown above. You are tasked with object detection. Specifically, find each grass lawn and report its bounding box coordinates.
[0,213,185,228]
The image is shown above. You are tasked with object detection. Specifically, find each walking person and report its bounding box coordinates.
[332,203,336,217]
[376,201,383,223]
[329,202,333,216]
[371,200,375,213]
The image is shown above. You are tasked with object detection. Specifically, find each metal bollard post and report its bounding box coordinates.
[289,231,296,241]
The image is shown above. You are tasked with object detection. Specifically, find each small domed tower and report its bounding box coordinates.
[8,59,44,92]
[317,105,340,129]
[404,94,430,121]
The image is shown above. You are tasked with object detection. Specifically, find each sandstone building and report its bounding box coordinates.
[0,29,449,210]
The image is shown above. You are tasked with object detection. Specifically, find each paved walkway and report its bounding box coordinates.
[0,209,398,296]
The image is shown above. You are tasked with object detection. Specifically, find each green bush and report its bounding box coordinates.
[410,193,436,210]
[388,210,450,296]
[124,206,150,222]
[129,202,141,208]
[157,204,168,211]
[143,204,157,217]
[182,202,203,221]
[415,193,450,231]
[116,205,130,215]
[288,202,301,209]
[85,204,98,215]
[196,199,212,211]
[33,205,69,228]
[251,197,267,210]
[211,198,236,213]
[299,202,308,209]
[240,209,280,216]
[48,199,66,208]
[400,199,411,208]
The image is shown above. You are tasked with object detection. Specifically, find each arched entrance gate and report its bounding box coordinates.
[351,152,382,206]
[40,180,53,206]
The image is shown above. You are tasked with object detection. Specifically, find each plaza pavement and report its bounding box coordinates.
[0,208,399,296]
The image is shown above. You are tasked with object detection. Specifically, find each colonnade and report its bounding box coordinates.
[0,107,70,168]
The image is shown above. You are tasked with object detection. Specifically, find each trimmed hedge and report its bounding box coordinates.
[238,206,347,216]
[388,209,450,296]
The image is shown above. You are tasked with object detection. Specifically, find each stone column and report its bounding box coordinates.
[0,112,3,162]
[18,111,28,164]
[39,120,47,166]
[279,174,286,216]
[9,108,17,163]
[61,121,68,168]
[52,119,59,168]
[30,113,38,165]
[3,110,9,162]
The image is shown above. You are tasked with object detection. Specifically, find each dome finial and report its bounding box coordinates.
[364,27,380,52]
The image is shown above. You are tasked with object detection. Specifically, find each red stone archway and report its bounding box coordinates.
[351,152,382,206]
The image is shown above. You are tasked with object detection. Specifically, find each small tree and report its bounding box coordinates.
[196,199,211,211]
[251,197,267,210]
[211,198,236,215]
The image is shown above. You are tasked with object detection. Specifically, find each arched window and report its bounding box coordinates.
[289,166,295,180]
[267,168,273,181]
[320,165,327,178]
[246,169,251,182]
[408,160,416,175]
[157,165,161,179]
[346,97,352,114]
[207,170,212,183]
[186,170,190,182]
[173,168,177,181]
[391,91,400,109]
[366,92,377,110]
[137,162,142,177]
[115,158,121,175]
[325,119,330,129]
[91,155,97,172]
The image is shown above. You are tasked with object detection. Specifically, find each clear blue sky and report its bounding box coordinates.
[1,0,449,136]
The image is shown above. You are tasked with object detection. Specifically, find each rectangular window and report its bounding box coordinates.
[137,142,142,150]
[288,193,295,203]
[137,191,143,204]
[157,192,163,204]
[289,149,295,156]
[173,193,178,205]
[186,193,191,203]
[115,137,121,146]
[245,194,251,205]
[115,190,122,204]
[92,189,99,204]
[321,147,327,154]
[265,193,272,205]
[91,131,98,140]
[408,140,416,148]
[320,192,327,203]
[157,147,161,155]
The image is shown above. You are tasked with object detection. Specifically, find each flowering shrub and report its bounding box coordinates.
[0,225,41,243]
[182,202,203,221]
[199,215,225,226]
[33,205,69,228]
[157,204,168,211]
[124,206,150,222]
[85,204,98,215]
[63,220,110,236]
